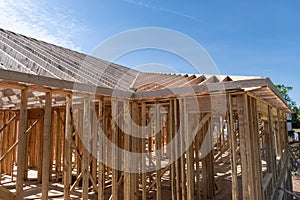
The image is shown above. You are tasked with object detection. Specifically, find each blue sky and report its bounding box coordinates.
[0,0,299,105]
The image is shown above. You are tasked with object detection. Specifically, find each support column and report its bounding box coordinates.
[169,100,177,200]
[155,103,162,200]
[42,92,52,200]
[63,94,72,200]
[141,102,147,200]
[123,101,131,200]
[267,106,276,190]
[228,95,239,200]
[247,96,263,200]
[82,96,91,200]
[111,99,119,200]
[185,98,194,200]
[98,96,105,200]
[131,101,140,200]
[15,88,28,200]
[237,94,255,200]
[179,99,186,200]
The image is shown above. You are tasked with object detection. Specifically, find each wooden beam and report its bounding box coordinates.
[42,92,52,200]
[237,94,255,200]
[82,96,91,200]
[0,114,17,133]
[15,88,28,200]
[0,118,40,163]
[194,113,202,200]
[179,99,187,200]
[174,99,181,200]
[267,105,276,191]
[133,78,268,99]
[155,103,162,200]
[228,95,239,200]
[131,101,140,200]
[185,98,194,200]
[0,69,132,97]
[63,94,72,200]
[169,100,177,200]
[111,99,119,200]
[123,101,131,200]
[98,96,105,200]
[141,102,147,200]
[248,97,263,199]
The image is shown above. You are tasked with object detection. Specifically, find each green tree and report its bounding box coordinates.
[275,84,296,108]
[276,84,299,128]
[292,106,300,128]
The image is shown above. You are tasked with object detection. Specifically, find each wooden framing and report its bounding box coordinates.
[63,94,72,199]
[41,92,52,200]
[0,87,292,200]
[15,88,28,200]
[0,28,293,200]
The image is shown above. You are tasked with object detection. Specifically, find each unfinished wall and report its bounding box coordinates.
[0,90,292,200]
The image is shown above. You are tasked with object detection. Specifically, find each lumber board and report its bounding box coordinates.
[174,99,182,200]
[111,99,119,200]
[169,100,177,200]
[228,95,239,200]
[42,92,52,200]
[179,99,187,200]
[123,101,131,200]
[141,102,147,200]
[63,94,72,200]
[98,97,105,200]
[15,88,28,200]
[82,96,91,200]
[0,68,131,97]
[237,94,250,199]
[185,98,194,200]
[155,103,162,200]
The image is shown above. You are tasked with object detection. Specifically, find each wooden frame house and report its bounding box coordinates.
[0,28,293,200]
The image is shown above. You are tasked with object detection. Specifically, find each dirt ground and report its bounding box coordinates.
[289,140,300,198]
[292,174,300,197]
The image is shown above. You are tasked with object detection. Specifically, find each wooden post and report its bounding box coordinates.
[276,110,282,157]
[267,106,276,190]
[237,94,255,199]
[111,99,119,200]
[185,98,194,200]
[63,94,72,200]
[131,101,140,200]
[91,109,98,192]
[15,88,28,200]
[98,97,105,200]
[228,95,239,200]
[141,102,147,200]
[123,101,131,200]
[38,115,44,183]
[202,115,214,199]
[174,100,181,200]
[179,99,187,200]
[54,110,59,182]
[155,103,162,200]
[82,96,91,200]
[169,100,177,200]
[195,114,201,200]
[42,92,52,200]
[249,97,263,200]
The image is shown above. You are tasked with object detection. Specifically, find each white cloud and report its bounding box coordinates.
[124,0,202,23]
[0,0,86,51]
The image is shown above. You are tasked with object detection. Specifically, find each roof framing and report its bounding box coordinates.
[0,28,291,113]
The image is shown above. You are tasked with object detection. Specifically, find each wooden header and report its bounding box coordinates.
[0,69,290,113]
